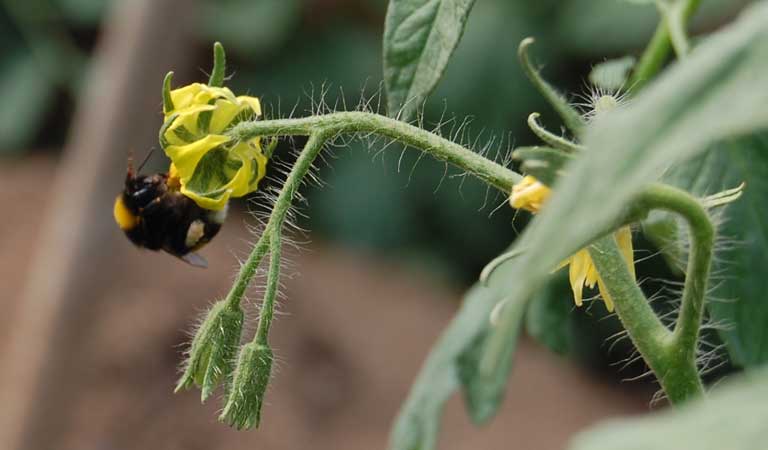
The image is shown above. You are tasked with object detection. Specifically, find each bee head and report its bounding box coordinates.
[122,149,167,212]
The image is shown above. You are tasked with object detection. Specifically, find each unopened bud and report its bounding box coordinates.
[219,341,274,430]
[175,300,244,402]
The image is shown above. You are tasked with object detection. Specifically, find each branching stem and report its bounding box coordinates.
[589,183,712,404]
[224,113,521,339]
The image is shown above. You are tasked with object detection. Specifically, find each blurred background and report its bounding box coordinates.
[0,1,749,449]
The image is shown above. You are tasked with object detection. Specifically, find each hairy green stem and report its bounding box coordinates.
[637,184,714,364]
[223,112,521,341]
[588,235,703,404]
[588,183,713,404]
[229,112,522,193]
[254,230,282,345]
[225,131,329,310]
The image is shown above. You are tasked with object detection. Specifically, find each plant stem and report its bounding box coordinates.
[254,230,282,345]
[224,112,522,340]
[628,22,671,91]
[589,183,713,404]
[229,112,522,193]
[224,131,329,310]
[628,0,702,91]
[637,184,714,364]
[586,236,671,377]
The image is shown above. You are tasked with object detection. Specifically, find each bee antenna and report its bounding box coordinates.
[136,148,156,173]
[126,149,135,178]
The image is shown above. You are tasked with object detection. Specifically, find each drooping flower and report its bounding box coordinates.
[160,83,267,210]
[510,176,635,311]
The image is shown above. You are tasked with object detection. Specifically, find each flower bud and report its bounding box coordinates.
[219,341,274,430]
[175,300,244,402]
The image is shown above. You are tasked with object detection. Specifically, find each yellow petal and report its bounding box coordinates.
[568,251,590,307]
[208,98,242,134]
[596,275,615,312]
[584,254,599,288]
[180,185,233,211]
[228,139,267,196]
[168,83,206,114]
[202,85,237,102]
[167,84,236,118]
[237,95,262,116]
[615,226,636,279]
[510,175,551,213]
[165,134,231,182]
[164,104,217,145]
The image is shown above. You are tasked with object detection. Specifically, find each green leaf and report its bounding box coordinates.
[383,0,476,121]
[388,276,525,450]
[568,365,768,450]
[588,56,636,91]
[525,273,575,355]
[457,294,526,425]
[481,2,768,384]
[645,133,768,367]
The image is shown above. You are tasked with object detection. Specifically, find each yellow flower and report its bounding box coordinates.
[161,83,266,211]
[510,176,635,311]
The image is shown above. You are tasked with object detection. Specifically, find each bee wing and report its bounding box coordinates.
[180,252,208,269]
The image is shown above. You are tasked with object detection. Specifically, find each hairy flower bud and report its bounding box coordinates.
[175,300,244,401]
[219,341,274,430]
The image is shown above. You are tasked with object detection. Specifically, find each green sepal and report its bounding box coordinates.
[208,42,226,87]
[162,71,175,115]
[527,112,584,153]
[158,113,178,150]
[518,38,585,137]
[219,341,274,430]
[175,300,244,402]
[512,146,573,186]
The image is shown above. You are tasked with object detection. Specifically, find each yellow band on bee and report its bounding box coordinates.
[113,195,139,230]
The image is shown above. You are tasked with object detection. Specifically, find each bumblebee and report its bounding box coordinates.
[113,155,227,268]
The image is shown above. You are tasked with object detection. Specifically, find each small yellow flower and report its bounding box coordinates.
[510,176,635,311]
[161,83,266,211]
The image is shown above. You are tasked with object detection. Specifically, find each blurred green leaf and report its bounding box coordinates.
[388,283,497,450]
[644,133,768,367]
[568,365,768,450]
[389,261,527,449]
[0,52,55,153]
[525,272,574,355]
[383,0,476,120]
[482,1,768,386]
[457,294,526,425]
[588,56,636,91]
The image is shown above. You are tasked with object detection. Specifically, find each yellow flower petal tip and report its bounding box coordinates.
[510,175,551,213]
